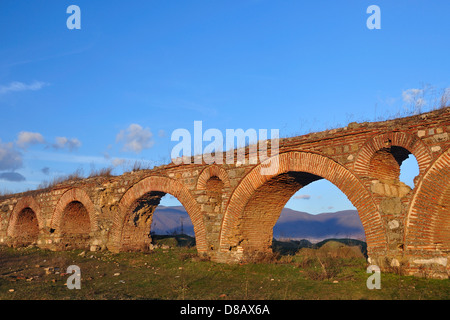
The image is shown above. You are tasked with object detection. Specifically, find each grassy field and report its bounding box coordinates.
[0,236,448,300]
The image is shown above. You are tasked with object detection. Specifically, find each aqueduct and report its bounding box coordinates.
[1,108,449,278]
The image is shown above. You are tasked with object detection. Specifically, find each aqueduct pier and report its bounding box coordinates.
[1,108,449,278]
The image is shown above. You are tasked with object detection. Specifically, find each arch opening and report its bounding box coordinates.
[272,178,367,257]
[205,176,224,212]
[59,201,91,250]
[12,208,39,247]
[405,149,450,255]
[236,171,366,254]
[152,196,192,236]
[120,191,165,251]
[355,132,431,191]
[399,153,420,188]
[113,176,207,253]
[369,146,411,181]
[120,191,197,252]
[150,195,197,250]
[220,152,385,261]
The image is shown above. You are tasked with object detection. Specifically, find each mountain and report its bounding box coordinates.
[151,206,195,236]
[151,206,365,242]
[273,208,365,242]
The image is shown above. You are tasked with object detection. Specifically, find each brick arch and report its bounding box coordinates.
[111,175,207,253]
[7,196,43,237]
[354,131,432,179]
[51,188,98,234]
[219,151,387,256]
[197,165,231,190]
[405,147,450,253]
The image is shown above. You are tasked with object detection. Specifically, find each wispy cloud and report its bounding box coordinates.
[52,137,82,151]
[27,151,110,165]
[0,81,49,95]
[16,131,45,149]
[293,194,311,200]
[116,124,154,153]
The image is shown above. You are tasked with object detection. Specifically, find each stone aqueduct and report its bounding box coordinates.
[1,108,449,278]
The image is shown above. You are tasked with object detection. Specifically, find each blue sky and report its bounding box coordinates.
[0,1,448,213]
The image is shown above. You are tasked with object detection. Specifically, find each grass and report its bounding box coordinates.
[0,238,448,300]
[37,168,85,190]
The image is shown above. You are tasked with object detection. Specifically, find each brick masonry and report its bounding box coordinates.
[0,107,449,278]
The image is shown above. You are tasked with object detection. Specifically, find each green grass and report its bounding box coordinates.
[0,240,448,300]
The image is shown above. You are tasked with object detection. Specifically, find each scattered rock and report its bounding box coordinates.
[113,273,120,276]
[44,267,54,275]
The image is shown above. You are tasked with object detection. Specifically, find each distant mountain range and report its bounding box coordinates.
[151,206,365,243]
[272,208,365,242]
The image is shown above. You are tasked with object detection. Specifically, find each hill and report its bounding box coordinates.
[151,206,365,242]
[273,208,365,242]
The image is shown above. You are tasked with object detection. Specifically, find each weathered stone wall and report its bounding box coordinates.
[0,107,449,278]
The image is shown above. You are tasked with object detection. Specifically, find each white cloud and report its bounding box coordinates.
[0,81,48,95]
[16,131,45,149]
[0,140,23,171]
[116,124,154,153]
[293,194,311,200]
[27,151,109,165]
[52,137,82,151]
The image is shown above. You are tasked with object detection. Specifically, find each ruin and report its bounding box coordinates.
[1,107,449,278]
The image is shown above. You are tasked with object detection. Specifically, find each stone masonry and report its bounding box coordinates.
[0,107,449,278]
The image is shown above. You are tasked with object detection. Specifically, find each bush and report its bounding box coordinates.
[294,241,367,280]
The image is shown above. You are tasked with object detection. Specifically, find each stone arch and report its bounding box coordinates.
[354,131,432,182]
[111,175,207,253]
[219,151,387,258]
[7,196,42,241]
[405,147,450,253]
[51,188,97,234]
[197,165,231,190]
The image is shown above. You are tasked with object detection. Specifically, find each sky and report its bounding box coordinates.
[0,0,448,214]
